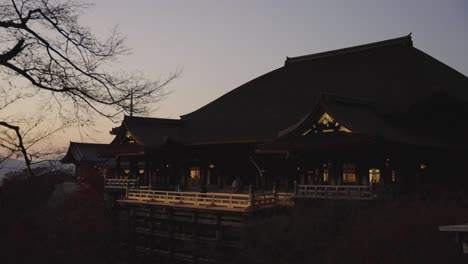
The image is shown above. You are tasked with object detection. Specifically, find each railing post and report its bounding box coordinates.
[125,180,129,199]
[249,185,255,207]
[293,180,297,195]
[273,181,278,204]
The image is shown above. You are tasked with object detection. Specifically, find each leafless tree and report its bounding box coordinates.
[0,0,177,176]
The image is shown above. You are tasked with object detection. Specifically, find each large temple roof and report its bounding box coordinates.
[101,35,468,151]
[180,34,468,144]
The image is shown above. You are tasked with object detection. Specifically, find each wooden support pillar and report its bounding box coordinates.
[128,207,136,259]
[116,157,121,179]
[192,211,199,263]
[240,214,250,250]
[167,208,174,262]
[215,214,222,243]
[148,206,154,256]
[146,155,151,189]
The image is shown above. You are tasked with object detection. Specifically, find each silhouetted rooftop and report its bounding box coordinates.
[61,142,108,163]
[179,34,468,144]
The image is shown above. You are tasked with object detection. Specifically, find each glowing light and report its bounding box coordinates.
[190,167,200,179]
[369,168,381,183]
[208,164,215,169]
[302,128,312,136]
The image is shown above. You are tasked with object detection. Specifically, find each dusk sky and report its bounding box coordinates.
[8,0,468,146]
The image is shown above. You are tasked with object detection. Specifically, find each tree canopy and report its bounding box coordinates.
[0,0,177,175]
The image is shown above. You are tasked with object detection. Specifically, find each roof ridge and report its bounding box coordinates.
[124,115,181,122]
[285,33,413,65]
[70,141,107,146]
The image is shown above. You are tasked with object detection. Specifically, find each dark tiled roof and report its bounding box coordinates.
[258,95,466,152]
[110,115,182,148]
[61,142,108,163]
[180,35,468,144]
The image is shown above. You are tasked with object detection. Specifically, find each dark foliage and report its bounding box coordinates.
[0,166,69,211]
[241,193,468,264]
[0,169,117,264]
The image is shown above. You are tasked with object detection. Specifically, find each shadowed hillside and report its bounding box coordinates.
[241,193,468,264]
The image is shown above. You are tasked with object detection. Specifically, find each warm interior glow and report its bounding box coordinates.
[323,168,329,183]
[342,162,356,183]
[302,112,352,135]
[190,167,200,179]
[369,168,381,183]
[123,169,130,174]
[125,131,135,143]
[420,163,427,170]
[208,163,215,169]
[138,169,145,174]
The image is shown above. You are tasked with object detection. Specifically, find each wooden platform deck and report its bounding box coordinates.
[117,189,293,212]
[105,178,138,189]
[295,184,373,200]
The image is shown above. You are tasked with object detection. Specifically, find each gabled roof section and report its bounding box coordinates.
[285,34,413,65]
[278,93,375,138]
[260,94,465,151]
[177,34,468,145]
[61,142,108,164]
[110,115,182,148]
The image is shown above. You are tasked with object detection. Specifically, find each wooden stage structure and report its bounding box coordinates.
[109,189,293,263]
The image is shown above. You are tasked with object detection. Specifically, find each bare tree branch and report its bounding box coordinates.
[0,0,179,176]
[0,120,34,176]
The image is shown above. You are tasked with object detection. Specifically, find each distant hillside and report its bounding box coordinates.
[1,158,74,185]
[0,157,26,178]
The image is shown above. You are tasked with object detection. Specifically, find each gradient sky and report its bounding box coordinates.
[7,0,468,147]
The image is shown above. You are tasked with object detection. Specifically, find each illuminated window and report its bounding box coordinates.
[420,163,427,170]
[369,168,381,183]
[190,167,200,179]
[342,163,356,183]
[391,170,396,182]
[122,168,130,179]
[138,169,145,175]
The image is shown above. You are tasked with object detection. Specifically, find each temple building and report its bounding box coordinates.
[66,34,468,197]
[61,142,114,182]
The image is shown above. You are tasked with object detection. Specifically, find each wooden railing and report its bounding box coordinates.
[124,189,287,209]
[295,184,373,200]
[105,178,138,189]
[439,223,468,253]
